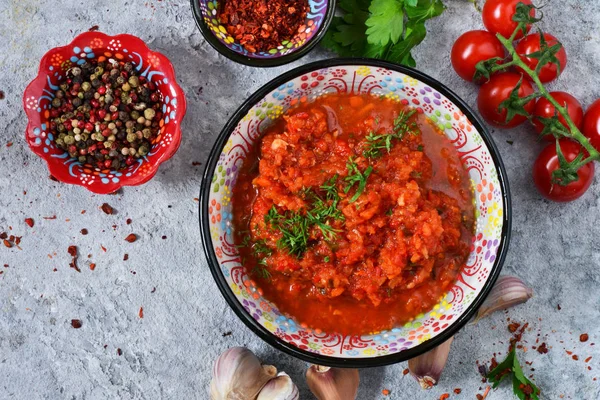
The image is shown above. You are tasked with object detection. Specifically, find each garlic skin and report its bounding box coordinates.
[257,372,299,400]
[408,337,454,389]
[474,275,533,322]
[306,365,360,400]
[210,347,277,400]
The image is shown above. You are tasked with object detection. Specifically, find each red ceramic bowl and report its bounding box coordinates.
[23,32,186,194]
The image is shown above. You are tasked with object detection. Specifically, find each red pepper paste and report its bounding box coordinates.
[218,0,309,53]
[232,93,475,335]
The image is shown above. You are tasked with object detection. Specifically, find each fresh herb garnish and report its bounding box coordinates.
[417,144,424,151]
[324,256,330,263]
[363,109,418,158]
[487,348,540,400]
[252,265,272,281]
[344,157,373,203]
[321,0,445,67]
[266,208,310,258]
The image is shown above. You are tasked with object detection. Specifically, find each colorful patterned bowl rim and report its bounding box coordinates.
[199,58,512,367]
[23,32,187,194]
[190,0,336,67]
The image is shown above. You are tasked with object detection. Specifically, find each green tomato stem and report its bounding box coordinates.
[496,23,600,169]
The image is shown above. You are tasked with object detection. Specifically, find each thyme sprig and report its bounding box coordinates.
[474,2,600,186]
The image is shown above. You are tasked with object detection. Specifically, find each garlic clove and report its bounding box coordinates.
[257,372,299,400]
[408,337,454,390]
[474,275,533,322]
[306,365,360,400]
[210,347,277,400]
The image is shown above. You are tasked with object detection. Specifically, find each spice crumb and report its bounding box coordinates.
[89,263,96,271]
[125,233,137,243]
[192,161,202,166]
[101,203,115,215]
[126,218,132,225]
[139,307,144,318]
[88,25,99,31]
[537,342,548,354]
[25,218,34,228]
[123,254,129,261]
[222,331,232,337]
[151,287,156,293]
[6,142,13,148]
[439,394,449,400]
[557,304,561,310]
[402,368,409,376]
[68,245,80,272]
[161,235,167,240]
[585,356,592,363]
[81,229,88,235]
[508,322,520,333]
[453,388,462,394]
[3,239,12,248]
[0,90,4,100]
[580,333,589,342]
[117,348,122,356]
[382,389,390,396]
[71,319,82,329]
[572,355,579,361]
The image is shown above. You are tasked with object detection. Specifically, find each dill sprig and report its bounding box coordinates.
[363,109,419,158]
[344,157,373,203]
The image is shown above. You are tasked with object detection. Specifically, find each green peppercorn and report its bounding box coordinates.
[72,98,82,107]
[56,138,65,147]
[71,67,81,76]
[143,108,156,120]
[130,110,140,120]
[128,76,139,88]
[94,66,104,75]
[142,128,152,139]
[64,135,75,145]
[81,82,92,92]
[138,145,149,157]
[78,156,87,163]
[126,132,137,143]
[51,98,62,108]
[103,141,113,149]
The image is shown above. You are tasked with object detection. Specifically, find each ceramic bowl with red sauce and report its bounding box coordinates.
[200,59,511,367]
[23,32,186,194]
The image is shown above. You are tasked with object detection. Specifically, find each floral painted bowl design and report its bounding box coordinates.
[23,32,186,195]
[200,59,511,367]
[190,0,334,67]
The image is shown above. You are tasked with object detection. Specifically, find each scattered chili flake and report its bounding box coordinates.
[123,254,129,261]
[508,322,520,333]
[572,355,579,361]
[439,394,449,400]
[126,218,132,225]
[49,175,58,182]
[101,245,107,252]
[557,304,561,310]
[89,263,96,271]
[81,229,88,235]
[125,233,137,243]
[453,388,462,394]
[402,368,409,376]
[43,215,57,220]
[0,90,4,100]
[192,161,202,166]
[537,342,548,354]
[6,142,13,147]
[585,356,592,363]
[222,331,232,337]
[71,319,82,329]
[3,239,12,248]
[580,333,589,342]
[161,235,167,240]
[0,232,6,239]
[381,389,390,396]
[476,395,483,400]
[68,245,80,272]
[88,25,99,31]
[139,307,144,318]
[193,198,199,202]
[101,203,114,215]
[218,0,310,53]
[117,348,123,356]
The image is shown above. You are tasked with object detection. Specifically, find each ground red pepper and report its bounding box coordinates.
[101,203,114,215]
[580,333,589,342]
[139,307,144,318]
[439,394,449,400]
[24,218,34,228]
[218,0,309,53]
[537,342,548,354]
[125,234,137,243]
[81,229,88,235]
[71,319,82,328]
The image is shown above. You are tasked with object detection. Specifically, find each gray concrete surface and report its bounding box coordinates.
[1,0,599,399]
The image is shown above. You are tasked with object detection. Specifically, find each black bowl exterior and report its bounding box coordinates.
[199,58,512,368]
[190,0,336,68]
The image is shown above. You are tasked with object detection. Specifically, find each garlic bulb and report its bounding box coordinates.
[210,347,277,400]
[257,372,299,400]
[474,275,533,322]
[408,337,454,389]
[306,365,360,400]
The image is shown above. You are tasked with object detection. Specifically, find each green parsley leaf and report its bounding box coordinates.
[366,0,405,47]
[404,0,445,23]
[386,20,427,67]
[487,348,541,400]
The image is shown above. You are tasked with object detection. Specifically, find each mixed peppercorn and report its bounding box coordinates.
[218,0,309,53]
[49,59,162,171]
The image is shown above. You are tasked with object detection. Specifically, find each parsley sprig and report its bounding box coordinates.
[487,348,540,400]
[321,0,445,67]
[363,109,418,158]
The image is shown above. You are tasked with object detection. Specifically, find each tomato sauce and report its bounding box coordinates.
[231,93,475,335]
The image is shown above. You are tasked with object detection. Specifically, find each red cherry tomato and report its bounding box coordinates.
[451,30,505,83]
[533,139,595,202]
[482,0,534,40]
[532,92,583,141]
[516,33,567,83]
[477,72,536,128]
[583,99,600,151]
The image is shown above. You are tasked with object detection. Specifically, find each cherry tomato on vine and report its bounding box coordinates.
[583,99,600,152]
[477,72,536,128]
[533,139,595,202]
[451,30,505,83]
[515,33,567,83]
[482,0,535,40]
[532,91,583,142]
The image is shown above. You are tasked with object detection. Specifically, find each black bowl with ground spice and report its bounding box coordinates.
[49,59,163,171]
[191,0,335,67]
